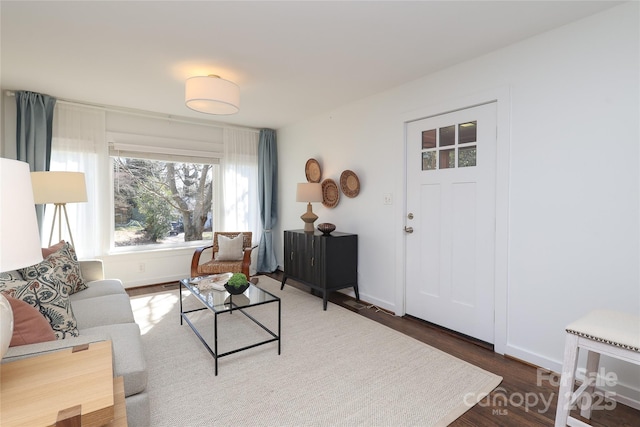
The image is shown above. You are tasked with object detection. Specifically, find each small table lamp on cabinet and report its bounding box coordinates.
[31,171,87,248]
[296,183,323,233]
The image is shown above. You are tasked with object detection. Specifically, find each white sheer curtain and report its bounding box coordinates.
[47,104,105,258]
[221,128,260,243]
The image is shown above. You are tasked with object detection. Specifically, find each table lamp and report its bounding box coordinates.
[296,183,323,232]
[31,171,87,248]
[0,158,44,358]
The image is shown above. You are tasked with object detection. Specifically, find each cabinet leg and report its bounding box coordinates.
[323,292,328,310]
[354,284,360,301]
[280,276,288,290]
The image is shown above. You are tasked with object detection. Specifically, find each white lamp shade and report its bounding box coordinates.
[31,171,87,204]
[0,159,43,272]
[185,75,240,115]
[296,183,323,203]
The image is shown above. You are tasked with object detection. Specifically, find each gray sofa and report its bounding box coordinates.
[2,260,149,427]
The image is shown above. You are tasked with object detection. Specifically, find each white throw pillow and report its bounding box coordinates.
[217,233,244,261]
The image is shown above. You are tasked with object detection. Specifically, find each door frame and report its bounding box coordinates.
[395,86,511,355]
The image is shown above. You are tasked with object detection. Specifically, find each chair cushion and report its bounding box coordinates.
[566,309,640,352]
[197,260,243,276]
[217,233,244,261]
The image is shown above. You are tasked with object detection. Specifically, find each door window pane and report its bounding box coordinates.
[422,129,436,149]
[439,149,455,169]
[458,121,477,144]
[439,125,455,147]
[458,146,477,167]
[422,152,436,170]
[419,121,478,171]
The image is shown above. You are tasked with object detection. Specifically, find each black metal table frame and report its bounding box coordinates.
[179,280,281,375]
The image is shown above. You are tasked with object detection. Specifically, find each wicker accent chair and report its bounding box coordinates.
[190,232,254,279]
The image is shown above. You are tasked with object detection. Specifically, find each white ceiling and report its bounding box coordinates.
[1,1,622,129]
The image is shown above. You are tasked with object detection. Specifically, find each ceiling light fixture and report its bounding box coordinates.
[185,74,240,115]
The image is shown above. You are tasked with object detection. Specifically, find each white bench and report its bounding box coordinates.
[555,309,640,426]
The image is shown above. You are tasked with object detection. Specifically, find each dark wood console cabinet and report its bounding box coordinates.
[281,229,359,310]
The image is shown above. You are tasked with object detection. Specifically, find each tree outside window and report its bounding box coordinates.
[113,157,214,248]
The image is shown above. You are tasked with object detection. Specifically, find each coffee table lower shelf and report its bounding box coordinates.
[179,278,281,375]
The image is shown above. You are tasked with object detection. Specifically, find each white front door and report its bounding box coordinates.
[405,102,497,343]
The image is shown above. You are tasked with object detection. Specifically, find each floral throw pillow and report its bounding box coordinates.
[2,279,79,339]
[19,242,87,295]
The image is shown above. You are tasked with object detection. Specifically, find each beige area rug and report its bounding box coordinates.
[130,276,502,426]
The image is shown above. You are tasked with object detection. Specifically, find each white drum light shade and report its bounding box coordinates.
[185,75,240,115]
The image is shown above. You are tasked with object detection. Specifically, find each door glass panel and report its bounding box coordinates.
[422,152,436,170]
[422,129,436,149]
[439,125,455,147]
[420,121,478,171]
[458,146,477,167]
[439,149,455,169]
[458,121,477,144]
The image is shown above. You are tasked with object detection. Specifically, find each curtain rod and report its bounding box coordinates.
[4,90,261,134]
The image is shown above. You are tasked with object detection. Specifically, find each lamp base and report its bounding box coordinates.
[300,202,318,233]
[0,294,14,359]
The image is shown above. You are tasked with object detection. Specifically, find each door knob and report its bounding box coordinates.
[404,226,414,233]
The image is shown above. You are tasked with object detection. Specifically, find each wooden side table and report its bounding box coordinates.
[1,340,126,427]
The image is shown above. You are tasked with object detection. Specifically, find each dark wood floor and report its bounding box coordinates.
[129,272,639,427]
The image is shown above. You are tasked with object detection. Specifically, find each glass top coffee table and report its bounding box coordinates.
[179,274,281,375]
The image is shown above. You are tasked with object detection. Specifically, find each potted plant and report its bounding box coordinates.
[224,272,250,295]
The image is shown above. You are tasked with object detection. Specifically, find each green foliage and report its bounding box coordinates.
[227,273,248,288]
[137,188,172,242]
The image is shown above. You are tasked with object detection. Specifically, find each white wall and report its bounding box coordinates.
[276,3,639,404]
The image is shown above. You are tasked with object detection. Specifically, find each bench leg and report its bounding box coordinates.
[579,350,600,420]
[555,333,579,427]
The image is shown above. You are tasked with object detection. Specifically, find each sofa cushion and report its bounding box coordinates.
[72,294,135,329]
[1,279,78,339]
[6,295,56,346]
[82,323,148,397]
[125,392,150,427]
[19,242,87,295]
[70,279,126,302]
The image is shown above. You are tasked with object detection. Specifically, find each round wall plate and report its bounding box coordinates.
[321,179,339,208]
[340,170,360,198]
[305,158,321,183]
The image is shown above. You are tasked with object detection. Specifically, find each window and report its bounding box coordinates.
[112,156,217,249]
[421,121,478,170]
